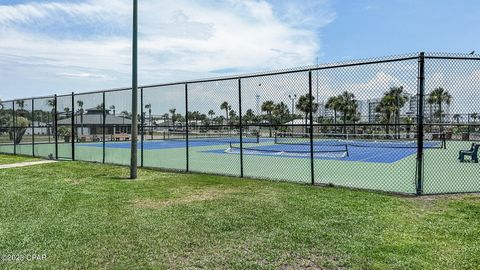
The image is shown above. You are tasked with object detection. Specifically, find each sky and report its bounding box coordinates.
[0,0,479,105]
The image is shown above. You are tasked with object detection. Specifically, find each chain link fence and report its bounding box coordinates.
[1,52,479,195]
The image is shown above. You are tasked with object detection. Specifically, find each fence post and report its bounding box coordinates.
[71,92,75,161]
[32,98,35,157]
[12,101,16,155]
[416,52,425,196]
[140,88,144,168]
[54,95,58,160]
[185,83,189,172]
[102,92,106,163]
[308,71,315,185]
[238,78,244,178]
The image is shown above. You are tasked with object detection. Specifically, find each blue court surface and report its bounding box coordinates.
[206,141,443,164]
[78,138,442,164]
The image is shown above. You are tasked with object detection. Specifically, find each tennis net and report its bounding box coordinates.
[226,142,349,158]
[164,131,260,143]
[274,132,446,149]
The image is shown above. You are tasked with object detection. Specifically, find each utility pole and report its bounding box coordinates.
[130,0,138,179]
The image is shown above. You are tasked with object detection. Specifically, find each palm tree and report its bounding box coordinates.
[453,114,461,124]
[376,95,396,135]
[325,96,341,124]
[471,113,478,124]
[208,110,215,122]
[220,102,229,125]
[244,109,256,124]
[110,105,116,116]
[427,87,452,124]
[169,108,177,129]
[296,94,319,134]
[336,91,358,134]
[273,102,290,125]
[64,107,70,118]
[76,100,84,135]
[228,110,237,126]
[261,100,275,137]
[162,113,169,127]
[15,100,25,117]
[386,87,409,137]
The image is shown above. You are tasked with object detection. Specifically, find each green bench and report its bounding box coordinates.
[459,143,479,163]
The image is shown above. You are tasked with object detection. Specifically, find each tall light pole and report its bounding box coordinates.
[288,94,297,133]
[130,0,138,179]
[316,57,319,118]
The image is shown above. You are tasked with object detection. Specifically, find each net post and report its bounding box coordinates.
[238,78,244,178]
[32,98,35,157]
[185,83,189,172]
[54,95,58,160]
[416,52,425,196]
[71,92,75,161]
[140,88,144,168]
[308,70,315,185]
[102,92,106,164]
[12,101,16,155]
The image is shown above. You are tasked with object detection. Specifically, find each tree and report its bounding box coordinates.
[77,100,84,135]
[376,95,395,135]
[9,116,29,144]
[376,87,409,136]
[325,96,341,124]
[273,102,290,125]
[162,113,169,126]
[427,87,452,124]
[15,100,26,118]
[296,94,319,134]
[64,107,70,119]
[208,110,215,121]
[336,91,358,133]
[169,108,177,129]
[471,113,478,123]
[261,100,275,137]
[110,105,116,116]
[244,109,256,124]
[452,114,461,124]
[220,102,229,125]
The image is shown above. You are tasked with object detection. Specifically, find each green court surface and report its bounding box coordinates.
[1,140,478,195]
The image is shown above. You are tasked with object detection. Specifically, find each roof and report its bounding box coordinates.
[284,119,318,125]
[57,115,132,125]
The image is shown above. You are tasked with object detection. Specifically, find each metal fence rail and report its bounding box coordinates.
[1,52,480,195]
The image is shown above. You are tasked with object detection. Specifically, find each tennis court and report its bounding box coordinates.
[1,52,480,196]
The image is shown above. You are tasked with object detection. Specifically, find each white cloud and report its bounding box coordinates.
[0,0,334,100]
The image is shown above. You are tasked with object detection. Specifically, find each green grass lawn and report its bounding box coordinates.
[0,157,479,269]
[0,154,39,165]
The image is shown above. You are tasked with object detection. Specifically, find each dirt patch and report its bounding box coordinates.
[406,193,480,202]
[132,188,236,209]
[278,251,346,270]
[64,178,83,185]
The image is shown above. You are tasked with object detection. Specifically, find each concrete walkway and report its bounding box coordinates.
[0,160,58,170]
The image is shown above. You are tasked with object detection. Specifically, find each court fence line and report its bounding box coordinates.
[1,52,480,195]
